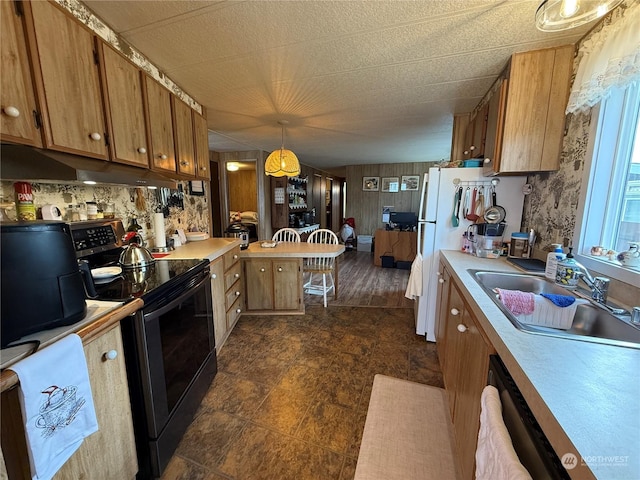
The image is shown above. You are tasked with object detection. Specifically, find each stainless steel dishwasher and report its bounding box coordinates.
[488,355,571,479]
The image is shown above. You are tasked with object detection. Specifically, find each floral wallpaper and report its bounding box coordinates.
[0,181,210,247]
[521,2,630,253]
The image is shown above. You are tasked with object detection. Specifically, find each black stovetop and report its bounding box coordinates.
[93,258,208,303]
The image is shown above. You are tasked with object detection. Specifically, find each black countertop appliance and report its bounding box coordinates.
[0,221,87,348]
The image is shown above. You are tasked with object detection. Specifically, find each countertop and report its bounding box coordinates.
[440,250,640,480]
[157,237,241,261]
[1,299,143,391]
[241,241,345,258]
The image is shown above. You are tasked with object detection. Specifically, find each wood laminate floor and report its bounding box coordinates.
[160,251,439,480]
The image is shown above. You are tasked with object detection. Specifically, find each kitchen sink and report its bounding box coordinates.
[469,270,640,349]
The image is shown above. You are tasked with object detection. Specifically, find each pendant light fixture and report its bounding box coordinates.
[265,120,300,177]
[535,0,623,31]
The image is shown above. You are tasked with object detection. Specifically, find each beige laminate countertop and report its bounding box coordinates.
[440,250,640,480]
[241,241,345,258]
[157,237,241,261]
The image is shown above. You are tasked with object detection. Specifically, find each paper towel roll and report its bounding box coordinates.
[154,212,167,248]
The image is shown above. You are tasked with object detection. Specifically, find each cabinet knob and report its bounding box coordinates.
[235,291,240,296]
[103,350,118,361]
[137,147,147,154]
[3,106,20,118]
[484,158,491,164]
[260,268,265,272]
[159,153,168,160]
[236,308,241,314]
[234,273,240,278]
[211,273,217,279]
[469,145,476,151]
[450,308,460,316]
[180,161,189,166]
[438,278,445,284]
[89,132,102,141]
[200,166,207,171]
[277,267,283,272]
[436,271,441,276]
[233,254,238,260]
[457,324,467,333]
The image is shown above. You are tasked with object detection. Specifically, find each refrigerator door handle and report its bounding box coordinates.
[417,173,429,222]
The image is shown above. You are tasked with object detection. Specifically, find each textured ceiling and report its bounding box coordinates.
[82,0,590,170]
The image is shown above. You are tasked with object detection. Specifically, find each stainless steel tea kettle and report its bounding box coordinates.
[119,232,156,269]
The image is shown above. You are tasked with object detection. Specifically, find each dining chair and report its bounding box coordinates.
[303,229,339,307]
[272,228,301,243]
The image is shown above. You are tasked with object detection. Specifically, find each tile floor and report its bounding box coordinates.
[161,306,443,480]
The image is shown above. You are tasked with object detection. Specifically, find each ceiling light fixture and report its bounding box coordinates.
[264,120,300,177]
[535,0,623,31]
[226,162,239,172]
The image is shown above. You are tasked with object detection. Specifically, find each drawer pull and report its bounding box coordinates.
[457,324,467,333]
[450,308,460,316]
[236,308,241,314]
[277,267,283,272]
[438,278,445,284]
[89,132,102,141]
[233,254,238,260]
[260,268,265,272]
[484,158,491,164]
[159,153,168,160]
[137,147,147,154]
[103,350,118,361]
[235,291,240,296]
[234,273,240,278]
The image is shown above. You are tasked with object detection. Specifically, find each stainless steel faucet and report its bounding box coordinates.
[575,266,629,315]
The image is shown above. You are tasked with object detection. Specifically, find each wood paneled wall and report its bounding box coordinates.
[228,169,257,212]
[346,162,435,236]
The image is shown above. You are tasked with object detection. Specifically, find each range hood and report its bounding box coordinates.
[1,144,178,189]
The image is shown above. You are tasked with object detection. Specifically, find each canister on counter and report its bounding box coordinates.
[509,232,529,258]
[14,181,36,221]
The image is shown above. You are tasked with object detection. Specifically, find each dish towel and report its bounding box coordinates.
[518,295,588,330]
[404,253,423,300]
[9,334,99,480]
[496,289,535,315]
[475,385,532,480]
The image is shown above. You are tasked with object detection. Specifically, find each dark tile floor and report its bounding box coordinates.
[161,306,443,480]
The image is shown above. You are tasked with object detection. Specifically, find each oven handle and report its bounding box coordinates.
[142,272,210,320]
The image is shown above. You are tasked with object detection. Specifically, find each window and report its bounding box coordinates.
[574,83,640,284]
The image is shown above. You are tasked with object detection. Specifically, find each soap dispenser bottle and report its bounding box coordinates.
[555,247,580,288]
[545,243,565,280]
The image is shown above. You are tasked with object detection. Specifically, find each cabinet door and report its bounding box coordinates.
[453,310,491,480]
[1,1,42,147]
[98,41,149,167]
[27,0,107,159]
[54,325,137,479]
[209,258,227,352]
[144,76,176,172]
[193,111,211,180]
[244,259,274,311]
[470,103,488,158]
[434,263,451,370]
[273,260,301,310]
[482,78,508,174]
[172,96,196,177]
[450,113,470,162]
[442,281,465,417]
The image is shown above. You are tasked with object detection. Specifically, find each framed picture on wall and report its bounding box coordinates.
[362,176,380,191]
[401,175,420,191]
[381,177,399,192]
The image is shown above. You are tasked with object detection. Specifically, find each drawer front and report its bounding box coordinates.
[225,262,241,291]
[223,246,241,271]
[226,296,242,328]
[226,284,242,311]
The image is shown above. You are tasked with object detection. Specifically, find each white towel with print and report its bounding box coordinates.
[475,385,532,480]
[9,334,98,480]
[404,253,423,300]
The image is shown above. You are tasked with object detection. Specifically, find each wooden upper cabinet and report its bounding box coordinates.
[143,75,176,173]
[25,0,108,159]
[1,1,42,147]
[193,111,211,180]
[450,113,470,162]
[172,96,196,177]
[98,41,149,168]
[483,45,574,175]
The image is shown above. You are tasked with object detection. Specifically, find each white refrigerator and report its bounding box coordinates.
[415,167,527,341]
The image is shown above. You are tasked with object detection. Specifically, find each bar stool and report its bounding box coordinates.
[303,229,338,307]
[272,228,301,243]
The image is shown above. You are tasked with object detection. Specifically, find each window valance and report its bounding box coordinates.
[566,3,640,114]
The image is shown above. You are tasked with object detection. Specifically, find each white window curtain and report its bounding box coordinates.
[566,3,640,114]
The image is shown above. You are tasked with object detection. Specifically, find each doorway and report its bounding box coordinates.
[325,177,333,230]
[209,159,223,237]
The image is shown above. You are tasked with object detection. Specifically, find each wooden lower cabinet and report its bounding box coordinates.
[243,258,303,313]
[210,247,243,352]
[438,266,495,480]
[1,324,137,479]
